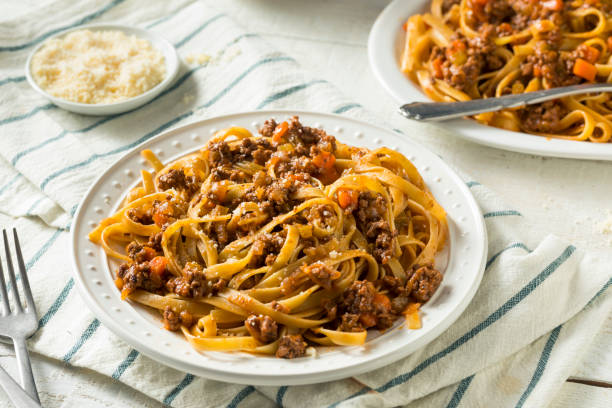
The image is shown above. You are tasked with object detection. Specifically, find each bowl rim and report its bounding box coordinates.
[24,23,179,110]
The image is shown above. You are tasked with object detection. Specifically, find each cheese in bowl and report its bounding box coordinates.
[30,29,167,105]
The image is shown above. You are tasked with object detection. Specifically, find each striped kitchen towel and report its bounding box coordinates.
[0,1,610,407]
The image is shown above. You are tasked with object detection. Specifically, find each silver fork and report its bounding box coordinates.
[0,229,40,403]
[399,83,612,121]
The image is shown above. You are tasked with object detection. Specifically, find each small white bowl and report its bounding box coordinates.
[25,24,179,116]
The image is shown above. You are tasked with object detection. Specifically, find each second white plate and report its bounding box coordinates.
[368,0,612,161]
[71,110,487,385]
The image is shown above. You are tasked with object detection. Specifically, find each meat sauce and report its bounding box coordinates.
[114,116,443,358]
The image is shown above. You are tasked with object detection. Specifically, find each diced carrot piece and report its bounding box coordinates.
[359,313,377,328]
[374,293,391,311]
[450,39,466,51]
[573,58,597,81]
[583,45,600,63]
[533,65,542,77]
[337,189,359,209]
[608,37,612,51]
[153,212,168,227]
[312,151,336,169]
[149,256,168,277]
[142,246,157,261]
[121,287,132,300]
[542,0,563,11]
[403,303,422,330]
[498,22,512,34]
[290,174,308,182]
[432,57,444,79]
[318,166,339,185]
[210,182,227,202]
[272,121,288,142]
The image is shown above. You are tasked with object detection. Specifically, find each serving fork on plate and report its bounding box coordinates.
[0,229,41,405]
[399,82,612,121]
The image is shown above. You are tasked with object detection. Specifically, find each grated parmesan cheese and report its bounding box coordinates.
[597,210,612,234]
[30,29,166,104]
[185,52,211,65]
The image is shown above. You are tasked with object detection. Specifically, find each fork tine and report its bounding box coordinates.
[3,230,22,313]
[13,229,36,314]
[0,248,9,315]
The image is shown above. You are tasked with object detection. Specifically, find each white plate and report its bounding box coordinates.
[25,24,179,116]
[368,0,612,161]
[71,110,487,385]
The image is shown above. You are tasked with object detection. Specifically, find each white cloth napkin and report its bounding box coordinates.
[0,1,610,407]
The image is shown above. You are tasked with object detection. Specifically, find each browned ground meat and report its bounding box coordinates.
[285,115,328,150]
[276,334,308,359]
[147,232,163,252]
[208,141,233,166]
[381,275,411,313]
[163,306,180,331]
[259,118,277,138]
[250,232,286,267]
[158,168,198,193]
[467,0,562,32]
[303,262,340,290]
[235,137,274,165]
[407,265,443,303]
[162,307,194,331]
[519,42,581,89]
[165,262,208,297]
[341,280,374,316]
[322,298,338,320]
[429,36,489,94]
[126,242,154,263]
[338,313,363,332]
[127,208,153,225]
[339,280,396,330]
[519,100,568,133]
[472,0,514,26]
[211,278,227,294]
[245,315,278,343]
[151,197,186,228]
[117,261,163,293]
[354,192,395,264]
[510,0,563,31]
[270,300,289,313]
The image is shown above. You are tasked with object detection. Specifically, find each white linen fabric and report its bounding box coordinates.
[0,1,610,407]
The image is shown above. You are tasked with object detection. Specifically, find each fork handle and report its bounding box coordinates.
[0,363,41,407]
[399,83,612,121]
[13,338,40,403]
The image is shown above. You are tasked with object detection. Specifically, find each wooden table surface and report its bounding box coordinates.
[0,0,609,406]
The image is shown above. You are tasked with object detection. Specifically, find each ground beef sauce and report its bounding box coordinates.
[428,0,608,133]
[114,116,443,359]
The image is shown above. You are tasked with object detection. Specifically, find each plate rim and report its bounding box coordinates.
[70,109,487,385]
[367,0,612,161]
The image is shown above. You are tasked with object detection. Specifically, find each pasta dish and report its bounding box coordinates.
[401,0,612,142]
[89,117,447,358]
